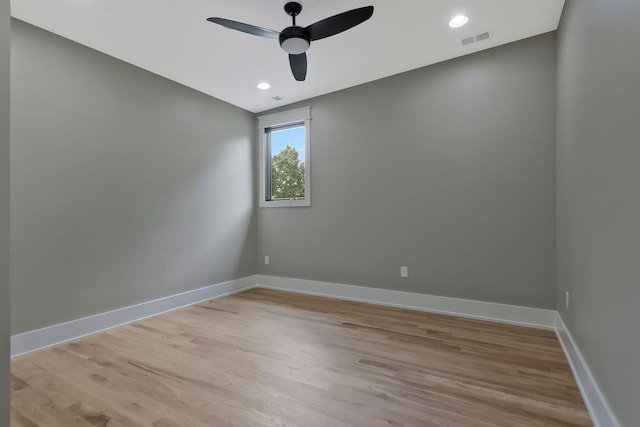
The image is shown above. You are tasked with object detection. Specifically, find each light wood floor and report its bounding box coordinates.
[11,288,593,427]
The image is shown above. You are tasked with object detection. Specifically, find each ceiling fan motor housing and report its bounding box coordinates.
[279,26,310,54]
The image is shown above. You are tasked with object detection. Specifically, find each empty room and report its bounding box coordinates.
[1,0,639,426]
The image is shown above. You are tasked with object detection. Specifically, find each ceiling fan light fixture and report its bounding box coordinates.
[279,26,311,54]
[281,37,310,54]
[449,15,469,28]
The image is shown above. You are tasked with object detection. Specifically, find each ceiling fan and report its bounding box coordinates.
[207,2,374,82]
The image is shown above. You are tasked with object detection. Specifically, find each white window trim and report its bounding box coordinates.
[258,106,311,208]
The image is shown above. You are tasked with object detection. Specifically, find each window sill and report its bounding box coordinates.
[260,198,310,208]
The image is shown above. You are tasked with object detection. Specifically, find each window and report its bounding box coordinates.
[258,107,311,207]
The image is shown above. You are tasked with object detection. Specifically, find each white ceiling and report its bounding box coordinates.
[11,0,565,113]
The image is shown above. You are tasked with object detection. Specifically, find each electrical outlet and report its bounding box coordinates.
[400,266,408,278]
[264,256,270,265]
[565,291,570,309]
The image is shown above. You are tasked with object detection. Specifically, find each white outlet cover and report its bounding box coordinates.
[400,266,408,278]
[265,256,270,265]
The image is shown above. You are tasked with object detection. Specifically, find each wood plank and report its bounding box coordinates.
[11,288,593,426]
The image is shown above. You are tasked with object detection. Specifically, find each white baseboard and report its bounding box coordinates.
[10,275,257,357]
[555,314,620,427]
[10,275,558,358]
[255,275,558,329]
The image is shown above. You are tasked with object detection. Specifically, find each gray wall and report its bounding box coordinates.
[1,0,9,424]
[10,20,257,334]
[258,34,558,309]
[556,1,640,425]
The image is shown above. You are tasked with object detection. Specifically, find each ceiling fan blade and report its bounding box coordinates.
[206,17,280,39]
[289,53,307,81]
[305,6,374,41]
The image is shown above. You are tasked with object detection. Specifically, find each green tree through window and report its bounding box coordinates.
[271,144,305,199]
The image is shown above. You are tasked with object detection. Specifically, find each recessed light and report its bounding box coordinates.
[257,82,271,90]
[449,15,469,28]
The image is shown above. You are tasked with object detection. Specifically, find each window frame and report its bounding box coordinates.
[258,107,311,208]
